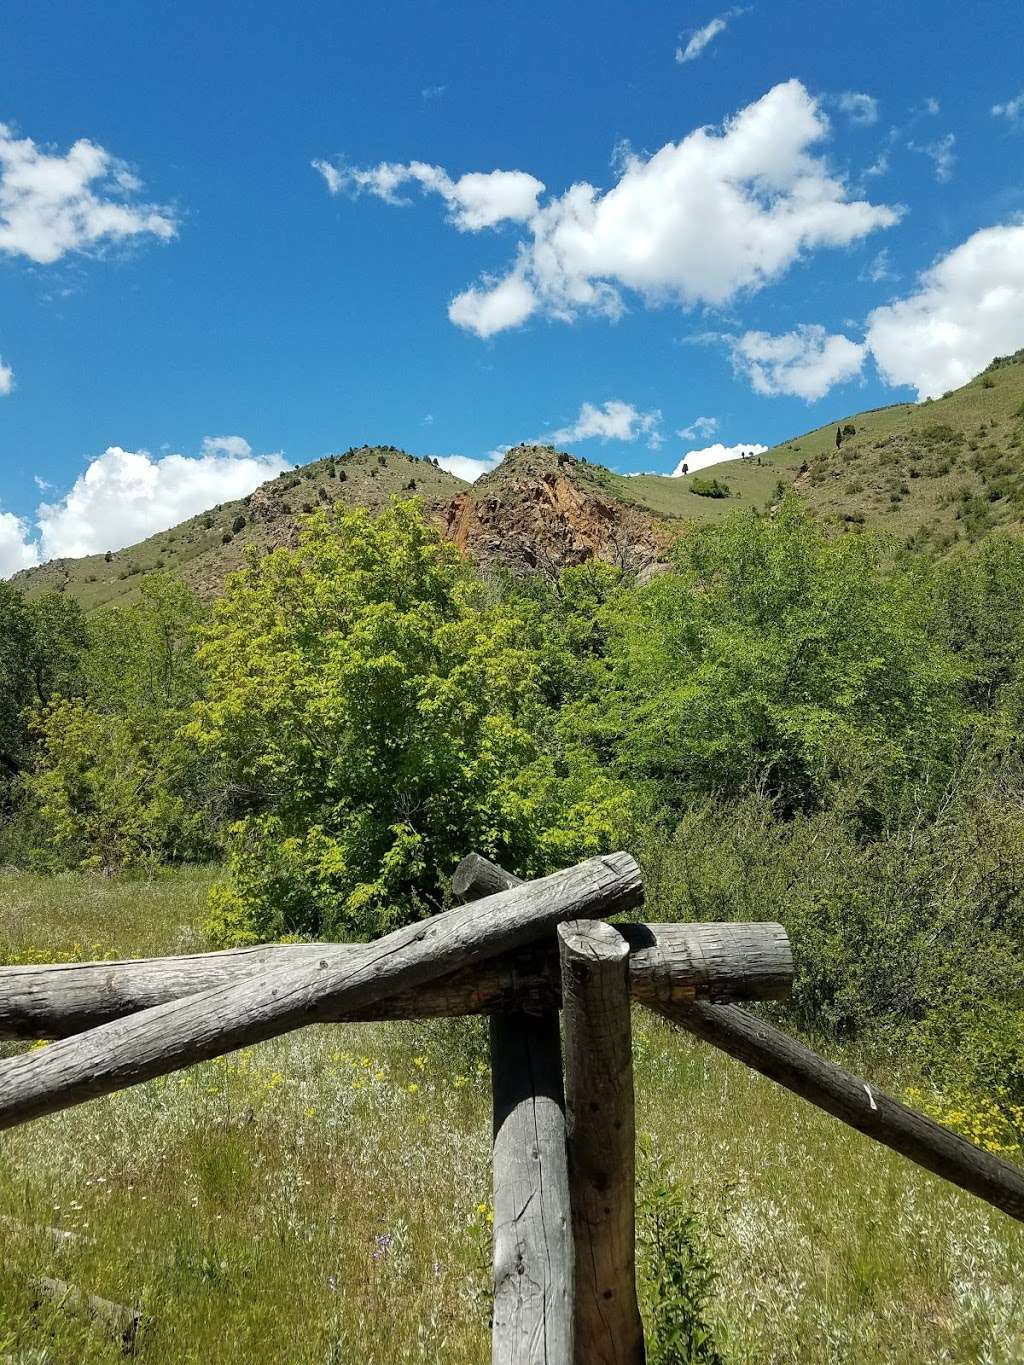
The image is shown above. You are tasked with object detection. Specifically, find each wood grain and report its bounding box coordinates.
[559,920,645,1365]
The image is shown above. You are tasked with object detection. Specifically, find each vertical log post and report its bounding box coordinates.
[489,1012,574,1363]
[453,856,573,1363]
[558,920,645,1365]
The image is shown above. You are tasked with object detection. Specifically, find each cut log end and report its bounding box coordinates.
[558,919,631,966]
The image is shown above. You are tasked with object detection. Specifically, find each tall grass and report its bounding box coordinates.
[1,870,1023,1362]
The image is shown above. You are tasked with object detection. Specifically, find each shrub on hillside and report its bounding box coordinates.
[689,477,731,499]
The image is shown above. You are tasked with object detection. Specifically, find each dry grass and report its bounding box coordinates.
[1,870,1023,1362]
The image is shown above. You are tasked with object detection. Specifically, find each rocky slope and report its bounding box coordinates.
[439,445,673,578]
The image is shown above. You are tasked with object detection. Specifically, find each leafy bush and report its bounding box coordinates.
[689,477,731,499]
[638,1148,726,1365]
[575,500,962,820]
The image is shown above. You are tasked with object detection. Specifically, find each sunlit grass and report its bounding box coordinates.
[1,870,1023,1362]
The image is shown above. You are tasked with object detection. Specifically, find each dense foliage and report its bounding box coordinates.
[189,501,626,941]
[4,494,1024,1134]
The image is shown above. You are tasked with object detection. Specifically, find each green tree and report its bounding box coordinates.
[0,586,88,808]
[192,500,626,944]
[24,575,214,870]
[574,500,963,820]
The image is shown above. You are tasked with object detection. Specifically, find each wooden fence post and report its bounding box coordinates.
[489,1012,573,1363]
[454,857,574,1363]
[558,920,645,1365]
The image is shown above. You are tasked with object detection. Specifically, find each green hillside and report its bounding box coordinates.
[14,446,468,610]
[635,346,1024,545]
[14,349,1024,610]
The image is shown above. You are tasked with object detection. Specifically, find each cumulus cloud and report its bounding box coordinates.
[677,415,719,440]
[361,82,899,338]
[908,132,956,182]
[36,441,289,560]
[201,434,252,458]
[0,123,176,265]
[432,453,500,481]
[447,270,538,337]
[0,357,12,395]
[865,222,1024,400]
[0,511,39,578]
[671,441,768,475]
[676,14,731,63]
[837,92,879,126]
[732,325,867,400]
[544,399,664,449]
[992,92,1024,124]
[313,157,544,231]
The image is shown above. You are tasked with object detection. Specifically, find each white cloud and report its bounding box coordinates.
[545,399,664,449]
[0,123,176,265]
[414,81,899,337]
[865,222,1024,400]
[0,511,39,578]
[924,97,941,115]
[313,157,544,231]
[448,270,538,337]
[676,14,730,63]
[0,357,12,395]
[908,132,956,182]
[992,92,1024,124]
[860,247,898,283]
[677,415,719,440]
[732,324,867,400]
[837,92,879,126]
[36,441,289,559]
[201,434,252,458]
[671,441,768,475]
[432,453,499,482]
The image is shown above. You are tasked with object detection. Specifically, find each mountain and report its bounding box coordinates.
[12,349,1024,607]
[13,446,468,610]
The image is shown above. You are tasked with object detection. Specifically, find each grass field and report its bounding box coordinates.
[2,870,1024,1362]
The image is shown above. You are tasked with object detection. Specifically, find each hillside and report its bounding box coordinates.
[667,346,1024,548]
[13,446,469,610]
[13,349,1024,607]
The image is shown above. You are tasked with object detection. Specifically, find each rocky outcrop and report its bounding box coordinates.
[436,445,672,578]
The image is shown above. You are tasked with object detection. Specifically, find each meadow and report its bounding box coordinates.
[2,869,1023,1364]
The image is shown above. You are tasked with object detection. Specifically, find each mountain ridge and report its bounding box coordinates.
[12,349,1024,608]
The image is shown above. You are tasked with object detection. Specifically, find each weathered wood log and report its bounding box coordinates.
[453,857,575,1364]
[650,1000,1024,1225]
[489,1011,574,1364]
[559,920,645,1365]
[452,855,790,1011]
[0,924,791,1040]
[32,1276,141,1351]
[453,851,522,903]
[0,853,643,1132]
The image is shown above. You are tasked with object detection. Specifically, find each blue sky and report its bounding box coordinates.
[1,0,1023,571]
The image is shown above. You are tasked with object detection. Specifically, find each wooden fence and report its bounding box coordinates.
[1,850,1023,1362]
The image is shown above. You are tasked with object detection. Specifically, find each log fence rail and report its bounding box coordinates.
[2,850,1022,1362]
